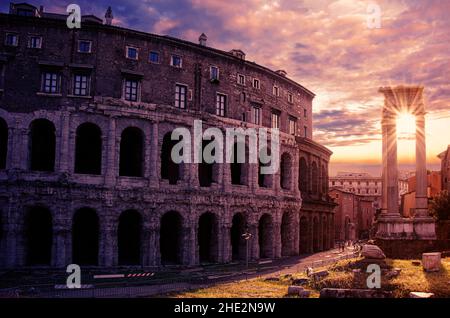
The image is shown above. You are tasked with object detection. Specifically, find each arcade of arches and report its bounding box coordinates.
[0,205,334,267]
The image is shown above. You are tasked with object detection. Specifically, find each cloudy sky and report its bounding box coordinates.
[3,0,449,175]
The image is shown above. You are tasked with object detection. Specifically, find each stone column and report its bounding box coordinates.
[381,117,388,214]
[141,221,152,266]
[58,111,71,173]
[415,112,428,218]
[384,113,400,216]
[104,117,117,186]
[273,220,282,258]
[149,122,159,188]
[221,223,232,263]
[100,221,116,267]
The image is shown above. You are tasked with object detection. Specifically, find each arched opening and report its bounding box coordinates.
[258,147,273,188]
[313,216,319,252]
[322,215,328,250]
[0,117,8,169]
[72,208,99,265]
[299,157,308,193]
[24,206,53,265]
[29,119,55,172]
[75,123,102,175]
[119,127,144,177]
[344,217,351,241]
[160,211,183,264]
[258,214,273,258]
[299,216,309,254]
[198,139,216,187]
[230,142,248,185]
[118,210,142,265]
[312,162,319,195]
[230,212,246,260]
[280,153,292,190]
[198,212,219,263]
[281,211,296,256]
[321,165,327,194]
[161,132,182,185]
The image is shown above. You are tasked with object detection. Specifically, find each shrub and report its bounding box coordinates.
[430,190,450,221]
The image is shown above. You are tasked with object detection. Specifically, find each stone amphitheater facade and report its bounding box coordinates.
[0,4,335,268]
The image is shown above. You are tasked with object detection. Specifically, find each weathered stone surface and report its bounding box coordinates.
[287,286,304,295]
[291,278,309,285]
[320,288,392,298]
[311,270,329,280]
[361,244,386,259]
[298,290,311,298]
[409,292,434,298]
[422,252,441,272]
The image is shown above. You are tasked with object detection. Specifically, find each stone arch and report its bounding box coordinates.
[119,127,144,177]
[230,212,247,260]
[299,157,308,193]
[160,210,183,264]
[313,216,320,252]
[281,211,297,256]
[118,209,142,265]
[299,216,309,254]
[258,147,273,188]
[230,142,249,185]
[312,161,319,195]
[322,215,328,250]
[198,138,218,187]
[29,119,56,172]
[258,213,274,258]
[72,207,99,265]
[75,122,102,175]
[161,132,183,185]
[0,117,7,169]
[321,164,327,194]
[24,206,53,265]
[198,212,219,263]
[280,152,293,190]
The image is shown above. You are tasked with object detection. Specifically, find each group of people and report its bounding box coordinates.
[336,240,363,253]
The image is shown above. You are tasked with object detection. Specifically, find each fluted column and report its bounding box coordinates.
[415,112,428,218]
[381,117,388,214]
[384,113,400,216]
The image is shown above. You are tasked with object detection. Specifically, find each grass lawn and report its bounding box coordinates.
[167,257,450,298]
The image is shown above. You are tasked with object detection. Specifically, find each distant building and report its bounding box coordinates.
[329,188,380,241]
[438,145,450,192]
[329,171,408,199]
[401,171,442,217]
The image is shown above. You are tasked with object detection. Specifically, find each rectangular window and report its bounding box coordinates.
[73,74,90,96]
[216,93,227,117]
[175,84,187,109]
[237,74,245,85]
[124,78,139,101]
[304,126,308,138]
[78,40,92,53]
[289,117,297,135]
[304,109,307,118]
[5,33,18,46]
[252,106,261,125]
[126,46,138,60]
[273,86,279,96]
[271,112,280,129]
[210,66,219,81]
[41,71,60,94]
[288,92,294,103]
[29,36,42,49]
[171,55,182,68]
[149,51,160,63]
[253,78,260,89]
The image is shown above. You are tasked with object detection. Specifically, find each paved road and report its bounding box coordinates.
[0,247,357,298]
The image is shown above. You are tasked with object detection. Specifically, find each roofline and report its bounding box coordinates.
[0,12,316,98]
[296,136,333,156]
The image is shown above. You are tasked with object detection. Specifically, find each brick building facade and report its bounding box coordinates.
[0,3,334,269]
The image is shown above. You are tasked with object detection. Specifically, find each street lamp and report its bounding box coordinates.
[242,227,252,270]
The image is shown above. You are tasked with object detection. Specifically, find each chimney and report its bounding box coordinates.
[199,33,207,46]
[105,6,114,26]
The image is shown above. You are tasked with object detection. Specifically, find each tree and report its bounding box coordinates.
[430,190,450,221]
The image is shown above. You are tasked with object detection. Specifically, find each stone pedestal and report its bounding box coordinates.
[422,252,441,272]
